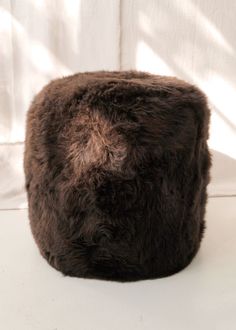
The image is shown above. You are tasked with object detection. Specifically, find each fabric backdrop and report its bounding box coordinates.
[0,0,236,209]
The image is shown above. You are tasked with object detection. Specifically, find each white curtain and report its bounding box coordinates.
[0,0,235,209]
[0,0,120,143]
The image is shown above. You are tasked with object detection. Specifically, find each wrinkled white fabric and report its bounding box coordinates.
[0,144,26,209]
[0,0,235,210]
[0,0,120,143]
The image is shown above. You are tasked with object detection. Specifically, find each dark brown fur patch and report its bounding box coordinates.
[24,71,211,281]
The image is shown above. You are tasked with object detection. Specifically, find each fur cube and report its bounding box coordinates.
[24,71,211,281]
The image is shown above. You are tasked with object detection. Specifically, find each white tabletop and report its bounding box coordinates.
[0,197,236,330]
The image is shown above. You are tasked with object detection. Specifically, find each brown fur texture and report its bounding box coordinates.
[24,71,211,281]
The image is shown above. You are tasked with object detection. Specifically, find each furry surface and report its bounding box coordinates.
[24,71,211,281]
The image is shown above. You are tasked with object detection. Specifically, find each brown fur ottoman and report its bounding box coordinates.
[24,71,211,281]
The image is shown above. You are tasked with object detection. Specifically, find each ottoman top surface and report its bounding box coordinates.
[40,71,206,112]
[49,70,196,92]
